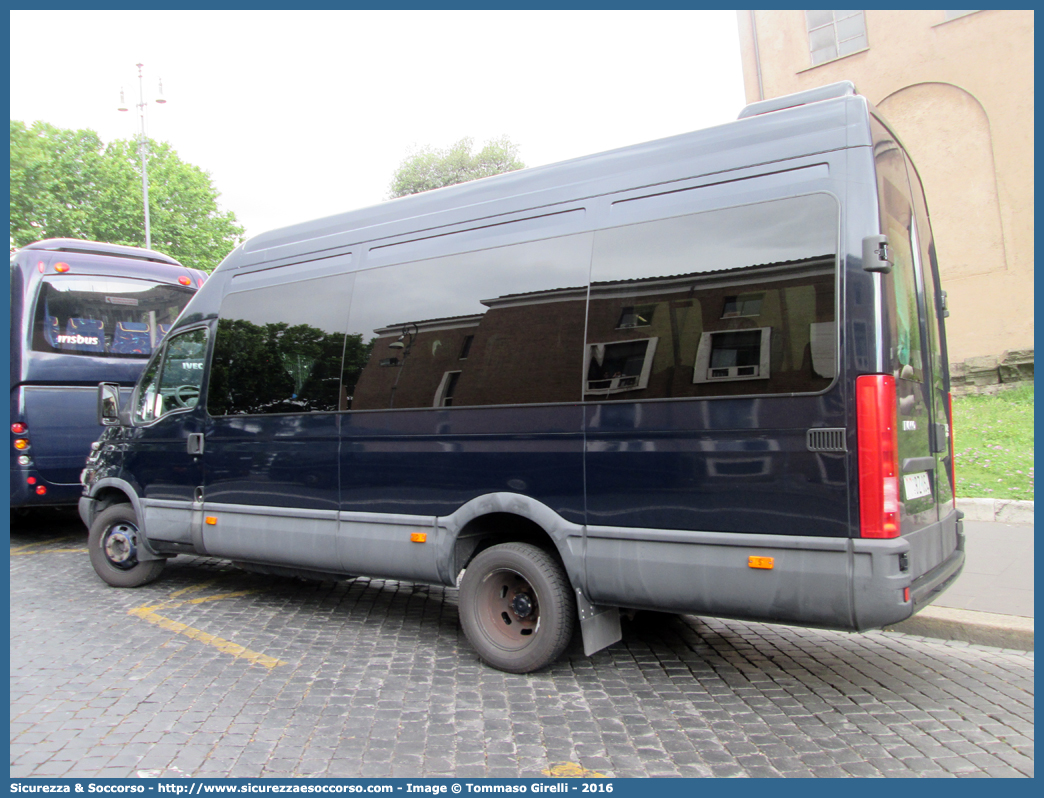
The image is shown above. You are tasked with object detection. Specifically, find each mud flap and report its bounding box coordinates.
[576,588,622,656]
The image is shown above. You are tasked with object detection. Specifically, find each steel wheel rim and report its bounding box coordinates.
[101,521,139,570]
[476,567,541,650]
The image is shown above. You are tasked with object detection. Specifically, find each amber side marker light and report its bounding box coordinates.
[748,556,774,570]
[410,532,427,543]
[205,516,217,525]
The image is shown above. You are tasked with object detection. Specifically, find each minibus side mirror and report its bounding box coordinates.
[98,382,122,426]
[862,234,893,273]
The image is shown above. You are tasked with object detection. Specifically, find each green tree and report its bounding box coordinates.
[10,120,244,272]
[388,136,525,198]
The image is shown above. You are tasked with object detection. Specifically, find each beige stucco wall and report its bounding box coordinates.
[737,10,1034,362]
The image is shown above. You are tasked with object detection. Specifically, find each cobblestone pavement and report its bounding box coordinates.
[11,514,1034,779]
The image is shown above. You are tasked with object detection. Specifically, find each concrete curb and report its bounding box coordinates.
[884,605,1034,651]
[958,497,1034,523]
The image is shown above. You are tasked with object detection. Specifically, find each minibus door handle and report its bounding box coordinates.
[187,433,204,456]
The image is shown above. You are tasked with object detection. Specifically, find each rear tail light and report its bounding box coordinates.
[857,374,900,538]
[54,262,70,273]
[197,277,205,287]
[11,422,27,434]
[14,438,30,451]
[947,392,956,492]
[179,275,192,286]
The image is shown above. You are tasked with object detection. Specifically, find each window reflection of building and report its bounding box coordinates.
[346,255,835,411]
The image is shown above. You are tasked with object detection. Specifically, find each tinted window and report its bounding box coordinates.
[906,152,956,506]
[344,233,593,410]
[135,328,208,423]
[208,273,351,415]
[585,194,839,400]
[32,275,194,358]
[873,127,925,383]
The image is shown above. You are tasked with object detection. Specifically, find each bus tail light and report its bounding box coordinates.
[179,276,192,286]
[197,277,205,287]
[11,423,27,434]
[857,374,900,539]
[54,262,70,273]
[35,485,47,495]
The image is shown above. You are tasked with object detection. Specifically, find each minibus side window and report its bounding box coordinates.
[586,194,839,399]
[135,328,207,423]
[208,273,350,416]
[342,233,593,410]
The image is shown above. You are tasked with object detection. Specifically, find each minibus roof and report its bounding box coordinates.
[235,83,872,269]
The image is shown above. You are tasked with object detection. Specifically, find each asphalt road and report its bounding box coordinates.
[10,509,1034,779]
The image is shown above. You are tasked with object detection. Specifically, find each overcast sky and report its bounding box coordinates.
[10,10,746,243]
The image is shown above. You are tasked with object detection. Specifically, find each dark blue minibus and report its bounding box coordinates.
[80,83,963,673]
[10,239,205,510]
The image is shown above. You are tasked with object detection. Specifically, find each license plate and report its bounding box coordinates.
[904,472,932,501]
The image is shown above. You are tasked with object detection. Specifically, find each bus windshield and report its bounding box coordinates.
[32,274,195,358]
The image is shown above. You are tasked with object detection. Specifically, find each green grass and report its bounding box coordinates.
[952,383,1034,501]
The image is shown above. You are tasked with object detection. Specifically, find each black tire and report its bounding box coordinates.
[87,504,166,587]
[459,542,576,673]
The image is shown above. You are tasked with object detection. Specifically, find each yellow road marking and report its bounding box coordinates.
[128,605,286,669]
[169,581,218,598]
[185,590,256,605]
[10,536,84,556]
[542,762,606,778]
[128,582,282,669]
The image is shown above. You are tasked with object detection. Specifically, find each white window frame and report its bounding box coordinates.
[433,370,462,407]
[584,337,659,396]
[805,10,868,66]
[693,327,772,383]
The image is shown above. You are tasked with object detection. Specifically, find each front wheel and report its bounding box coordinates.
[459,542,576,673]
[88,504,166,587]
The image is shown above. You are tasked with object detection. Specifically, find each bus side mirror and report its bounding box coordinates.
[98,382,122,426]
[862,235,893,273]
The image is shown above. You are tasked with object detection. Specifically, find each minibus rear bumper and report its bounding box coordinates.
[852,508,965,629]
[910,546,966,613]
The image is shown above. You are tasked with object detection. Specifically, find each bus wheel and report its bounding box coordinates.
[459,542,576,673]
[88,504,165,588]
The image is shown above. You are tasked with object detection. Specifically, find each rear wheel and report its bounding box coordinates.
[88,504,166,587]
[459,542,576,673]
